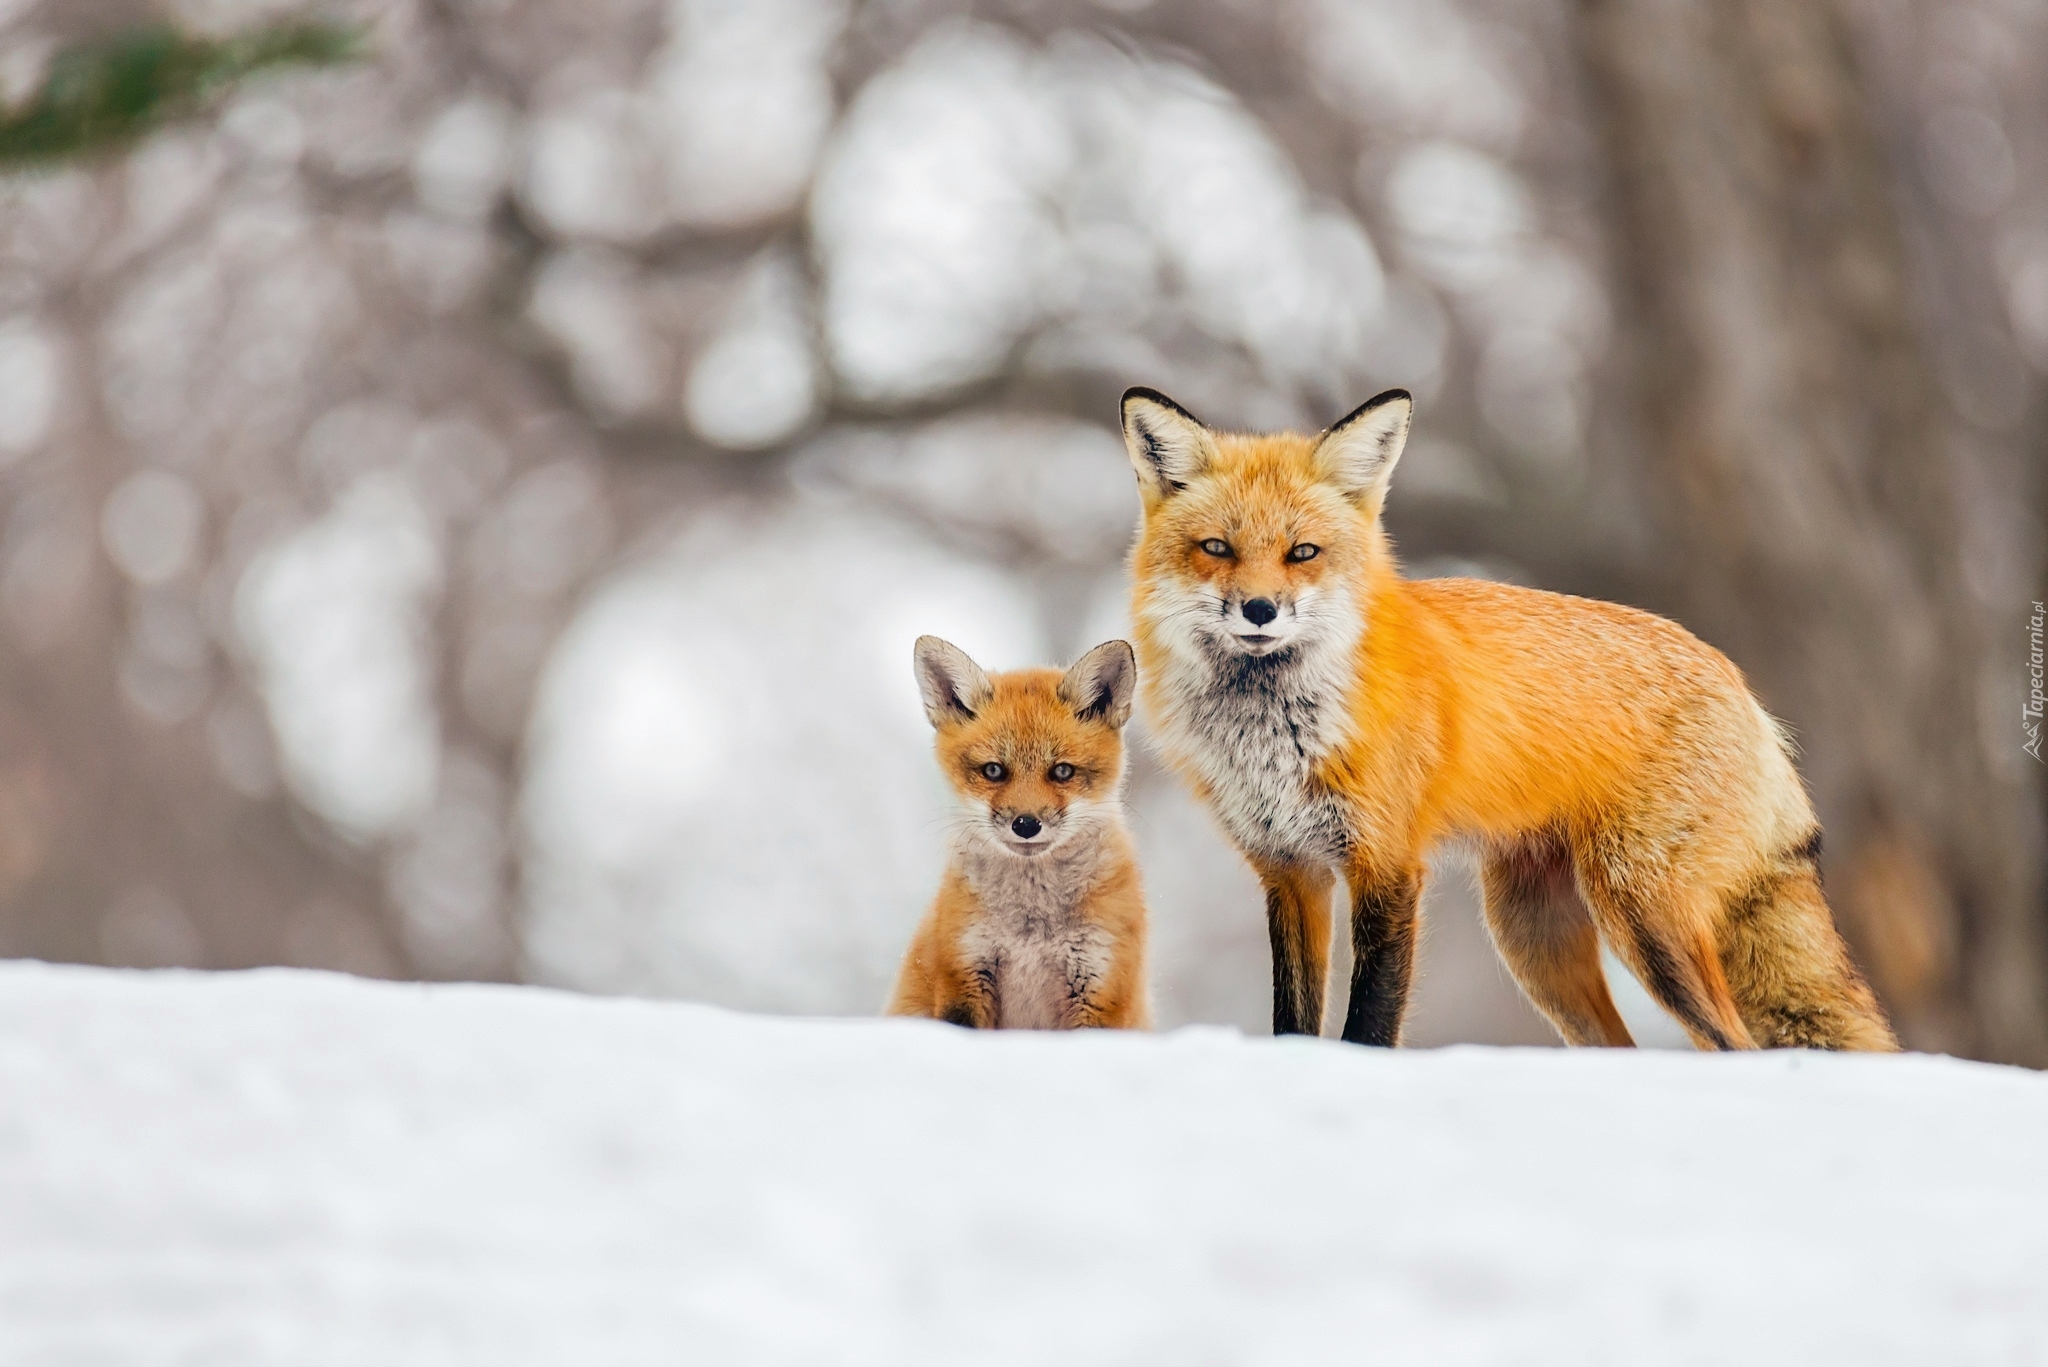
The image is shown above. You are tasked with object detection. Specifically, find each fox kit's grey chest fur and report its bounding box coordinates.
[957,839,1114,1029]
[1158,650,1352,865]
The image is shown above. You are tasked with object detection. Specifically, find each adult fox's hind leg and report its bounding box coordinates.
[1480,835,1634,1047]
[1574,832,1758,1051]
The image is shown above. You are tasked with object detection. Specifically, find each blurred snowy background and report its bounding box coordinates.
[0,0,2042,1058]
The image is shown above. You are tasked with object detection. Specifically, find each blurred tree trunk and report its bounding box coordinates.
[1578,0,2047,1062]
[0,15,400,980]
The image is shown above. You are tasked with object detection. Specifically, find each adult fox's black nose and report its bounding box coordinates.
[1242,597,1279,627]
[1010,814,1042,839]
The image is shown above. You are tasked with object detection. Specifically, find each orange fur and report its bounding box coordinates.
[886,639,1151,1030]
[1121,387,1895,1051]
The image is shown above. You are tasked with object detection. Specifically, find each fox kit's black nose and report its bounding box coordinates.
[1242,597,1279,627]
[1010,814,1042,839]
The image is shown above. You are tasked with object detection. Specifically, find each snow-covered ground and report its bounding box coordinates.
[1,963,2042,1365]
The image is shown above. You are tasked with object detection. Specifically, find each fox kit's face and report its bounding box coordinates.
[913,638,1135,858]
[1122,388,1412,663]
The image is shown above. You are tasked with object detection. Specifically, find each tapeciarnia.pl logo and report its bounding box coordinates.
[2027,600,2045,762]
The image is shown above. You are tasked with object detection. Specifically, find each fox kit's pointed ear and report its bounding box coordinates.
[1059,639,1137,730]
[913,636,993,729]
[1121,387,1214,500]
[1315,388,1412,507]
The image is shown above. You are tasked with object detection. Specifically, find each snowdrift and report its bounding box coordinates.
[1,963,2042,1365]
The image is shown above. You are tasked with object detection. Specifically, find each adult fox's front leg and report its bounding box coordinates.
[1254,861,1335,1036]
[1341,863,1423,1046]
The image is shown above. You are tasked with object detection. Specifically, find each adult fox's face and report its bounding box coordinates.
[1121,387,1412,662]
[912,637,1136,858]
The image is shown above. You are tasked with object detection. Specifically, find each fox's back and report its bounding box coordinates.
[1384,576,1801,842]
[1403,576,1748,720]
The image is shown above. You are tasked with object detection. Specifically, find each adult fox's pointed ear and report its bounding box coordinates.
[1314,388,1412,509]
[1121,387,1214,500]
[913,636,993,729]
[1058,639,1136,730]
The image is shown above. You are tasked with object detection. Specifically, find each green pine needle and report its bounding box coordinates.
[0,20,364,170]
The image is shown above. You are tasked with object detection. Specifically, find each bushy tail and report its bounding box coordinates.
[1717,847,1898,1051]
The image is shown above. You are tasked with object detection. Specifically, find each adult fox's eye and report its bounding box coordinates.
[1049,762,1075,782]
[980,762,1007,782]
[1199,538,1232,557]
[1287,543,1320,562]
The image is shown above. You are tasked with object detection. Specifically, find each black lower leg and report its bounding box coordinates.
[1627,928,1737,1051]
[1342,875,1421,1046]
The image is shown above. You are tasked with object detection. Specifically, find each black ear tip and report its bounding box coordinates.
[1121,386,1202,426]
[1329,387,1416,433]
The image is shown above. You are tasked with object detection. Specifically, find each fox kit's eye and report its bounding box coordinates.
[1049,762,1075,782]
[980,761,1007,782]
[1199,538,1232,558]
[1287,543,1320,562]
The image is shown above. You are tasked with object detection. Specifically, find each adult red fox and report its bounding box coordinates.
[1120,385,1895,1051]
[887,637,1151,1030]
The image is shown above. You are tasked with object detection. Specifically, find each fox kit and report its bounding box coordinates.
[887,637,1152,1030]
[1121,385,1895,1052]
